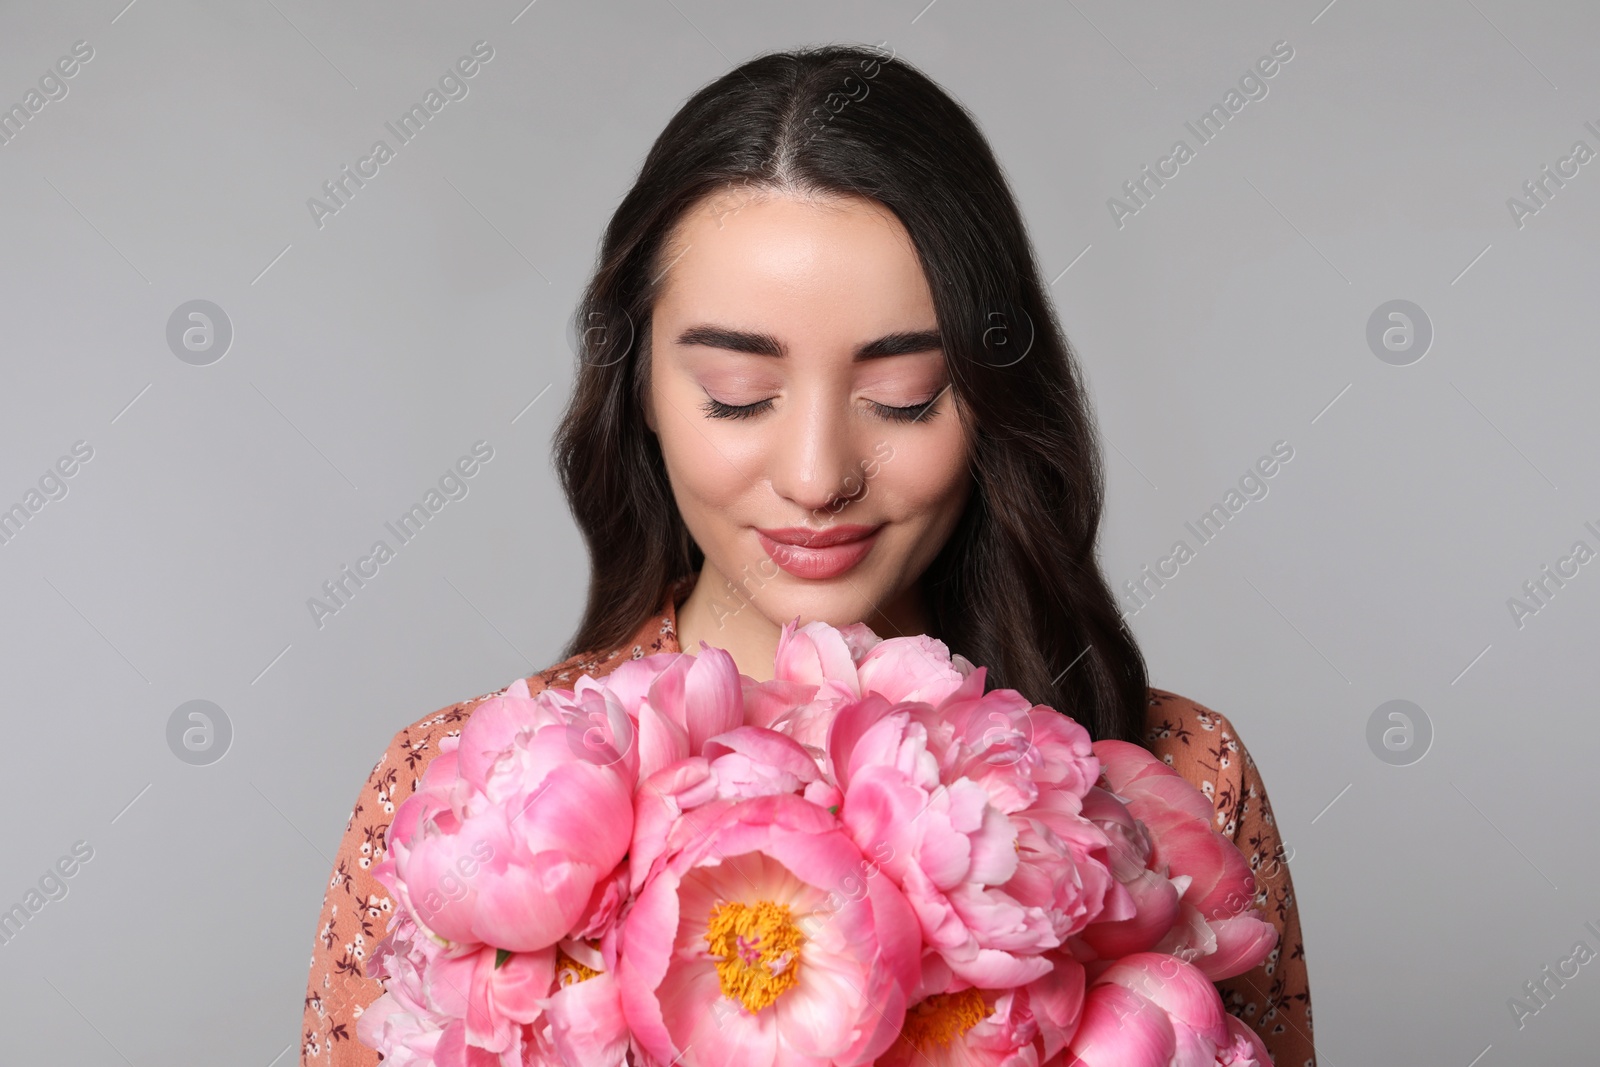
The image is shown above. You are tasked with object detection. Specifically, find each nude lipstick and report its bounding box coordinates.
[754,523,883,581]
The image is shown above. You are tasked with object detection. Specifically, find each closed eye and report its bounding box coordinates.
[872,396,942,423]
[700,397,772,420]
[700,394,944,423]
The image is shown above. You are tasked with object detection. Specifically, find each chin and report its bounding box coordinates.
[750,575,893,632]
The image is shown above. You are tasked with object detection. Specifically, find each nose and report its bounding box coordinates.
[766,392,867,521]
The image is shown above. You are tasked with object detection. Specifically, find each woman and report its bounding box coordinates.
[301,44,1313,1066]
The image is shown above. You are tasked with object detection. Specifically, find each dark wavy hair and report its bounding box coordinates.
[553,43,1150,744]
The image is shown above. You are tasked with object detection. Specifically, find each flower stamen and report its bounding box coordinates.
[899,989,989,1050]
[705,900,804,1012]
[556,946,601,986]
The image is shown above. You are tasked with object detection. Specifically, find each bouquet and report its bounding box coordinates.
[359,621,1280,1066]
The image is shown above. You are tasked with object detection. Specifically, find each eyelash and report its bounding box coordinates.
[700,397,940,423]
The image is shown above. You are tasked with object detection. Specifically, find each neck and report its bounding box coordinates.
[674,564,934,681]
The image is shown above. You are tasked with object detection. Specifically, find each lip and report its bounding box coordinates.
[755,523,883,580]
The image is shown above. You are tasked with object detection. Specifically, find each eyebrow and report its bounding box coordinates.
[673,324,943,361]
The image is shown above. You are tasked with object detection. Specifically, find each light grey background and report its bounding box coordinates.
[1,1,1596,1063]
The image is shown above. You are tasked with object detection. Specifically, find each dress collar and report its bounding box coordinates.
[626,571,694,654]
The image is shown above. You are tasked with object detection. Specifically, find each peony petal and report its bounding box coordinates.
[855,633,965,704]
[1192,914,1278,981]
[702,725,819,776]
[546,971,631,1067]
[1063,983,1176,1067]
[776,619,861,698]
[944,945,1055,988]
[637,700,693,781]
[672,961,780,1067]
[773,949,865,1058]
[486,946,557,1025]
[1028,954,1087,1060]
[1077,868,1181,959]
[1217,1013,1274,1065]
[1094,952,1228,1047]
[683,643,746,753]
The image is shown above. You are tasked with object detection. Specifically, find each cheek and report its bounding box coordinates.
[880,426,971,520]
[652,386,759,519]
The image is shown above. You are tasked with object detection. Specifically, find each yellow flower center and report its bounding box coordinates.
[704,899,804,1012]
[899,989,990,1050]
[555,946,601,987]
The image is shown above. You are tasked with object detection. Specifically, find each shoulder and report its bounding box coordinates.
[1138,686,1262,839]
[1139,686,1242,758]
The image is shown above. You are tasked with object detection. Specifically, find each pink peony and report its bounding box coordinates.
[1059,952,1270,1067]
[532,940,632,1067]
[618,793,922,1067]
[1214,1015,1275,1065]
[378,681,635,953]
[826,683,1115,988]
[357,914,449,1066]
[359,619,1284,1067]
[761,621,976,753]
[764,621,862,751]
[878,986,1041,1067]
[1026,954,1088,1061]
[1086,741,1278,980]
[854,632,971,706]
[1070,786,1180,960]
[423,944,555,1063]
[358,911,558,1067]
[593,643,744,781]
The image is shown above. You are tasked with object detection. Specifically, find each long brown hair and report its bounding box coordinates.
[553,44,1150,744]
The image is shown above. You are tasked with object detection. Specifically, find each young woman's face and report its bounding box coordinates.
[646,189,973,635]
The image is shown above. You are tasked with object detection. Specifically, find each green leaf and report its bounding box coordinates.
[495,948,512,970]
[828,804,839,815]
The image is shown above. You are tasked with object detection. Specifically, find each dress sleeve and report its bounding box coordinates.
[1211,725,1316,1067]
[299,677,551,1065]
[298,729,403,1067]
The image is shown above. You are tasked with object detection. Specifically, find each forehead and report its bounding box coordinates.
[655,190,936,334]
